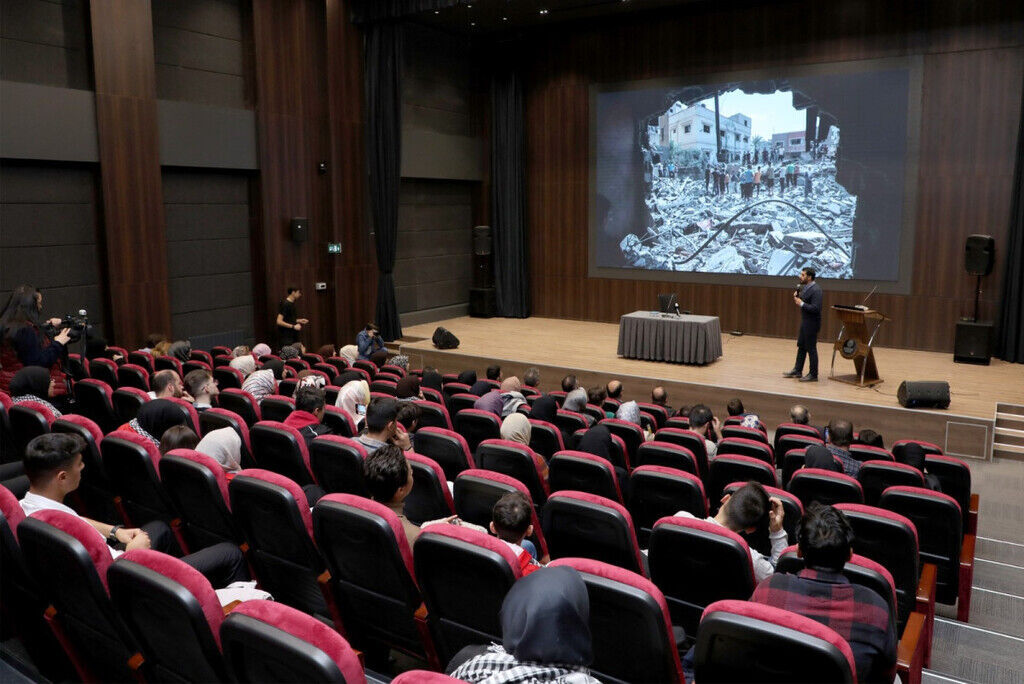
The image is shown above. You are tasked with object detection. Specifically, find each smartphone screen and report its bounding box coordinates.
[357,404,367,416]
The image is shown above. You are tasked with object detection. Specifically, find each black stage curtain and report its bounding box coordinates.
[350,0,461,23]
[490,66,530,318]
[997,80,1024,363]
[365,21,403,341]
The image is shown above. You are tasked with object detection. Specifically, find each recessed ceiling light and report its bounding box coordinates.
[470,21,476,26]
[539,8,548,14]
[434,9,439,14]
[502,16,508,21]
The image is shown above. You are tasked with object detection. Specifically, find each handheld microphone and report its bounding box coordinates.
[794,282,803,297]
[673,302,682,317]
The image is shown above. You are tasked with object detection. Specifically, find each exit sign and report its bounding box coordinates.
[327,242,342,254]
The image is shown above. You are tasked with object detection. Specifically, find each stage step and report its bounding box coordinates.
[992,404,1024,462]
[928,616,1024,683]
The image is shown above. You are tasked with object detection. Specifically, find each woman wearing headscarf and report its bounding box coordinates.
[126,399,187,446]
[316,344,336,359]
[251,343,272,359]
[895,443,942,491]
[8,366,62,417]
[390,354,409,371]
[296,370,326,390]
[457,369,477,387]
[421,369,443,392]
[499,377,527,417]
[615,400,654,441]
[335,379,370,425]
[395,375,422,401]
[803,444,840,472]
[447,566,599,683]
[241,368,276,404]
[333,369,363,387]
[261,359,286,381]
[279,345,300,360]
[500,413,532,446]
[369,349,389,369]
[474,391,504,418]
[168,340,191,363]
[530,395,558,424]
[232,345,251,358]
[576,424,627,489]
[196,426,244,472]
[563,387,588,413]
[339,344,359,364]
[229,354,256,378]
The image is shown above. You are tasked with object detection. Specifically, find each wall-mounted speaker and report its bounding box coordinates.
[897,381,950,409]
[290,217,308,244]
[964,234,994,276]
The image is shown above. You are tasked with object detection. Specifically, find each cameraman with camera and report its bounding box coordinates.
[1,285,74,409]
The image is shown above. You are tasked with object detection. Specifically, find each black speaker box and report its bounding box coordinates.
[897,381,950,409]
[964,234,994,276]
[954,321,993,365]
[290,217,308,244]
[469,287,496,318]
[473,226,492,256]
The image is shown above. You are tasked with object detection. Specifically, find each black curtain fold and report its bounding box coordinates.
[490,66,530,318]
[996,79,1024,363]
[350,0,461,24]
[365,21,404,341]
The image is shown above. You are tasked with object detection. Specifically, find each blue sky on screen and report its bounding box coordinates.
[695,90,806,140]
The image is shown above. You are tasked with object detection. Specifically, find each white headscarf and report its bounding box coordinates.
[615,400,641,425]
[230,355,256,377]
[242,369,276,403]
[563,387,588,413]
[252,343,272,359]
[196,427,243,473]
[335,380,370,424]
[339,345,359,363]
[500,413,532,446]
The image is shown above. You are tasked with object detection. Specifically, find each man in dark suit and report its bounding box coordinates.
[783,266,822,382]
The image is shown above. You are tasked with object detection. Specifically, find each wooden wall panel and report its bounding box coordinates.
[524,0,1024,352]
[89,0,171,347]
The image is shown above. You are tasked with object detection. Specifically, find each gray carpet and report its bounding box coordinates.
[928,617,1024,684]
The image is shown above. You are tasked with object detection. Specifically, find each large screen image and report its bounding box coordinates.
[591,62,917,285]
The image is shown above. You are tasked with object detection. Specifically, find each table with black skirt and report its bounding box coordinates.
[617,311,723,365]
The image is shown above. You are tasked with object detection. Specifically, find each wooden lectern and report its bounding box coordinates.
[829,307,890,387]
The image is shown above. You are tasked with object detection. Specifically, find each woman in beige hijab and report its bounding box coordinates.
[335,379,370,425]
[229,354,257,378]
[196,427,243,472]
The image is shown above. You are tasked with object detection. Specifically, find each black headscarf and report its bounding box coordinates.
[395,375,420,399]
[334,370,363,387]
[136,399,187,441]
[262,359,286,380]
[370,349,389,368]
[421,370,443,391]
[168,340,191,362]
[577,425,612,461]
[530,395,558,424]
[457,369,477,386]
[10,366,51,399]
[804,444,839,472]
[896,442,926,473]
[500,565,593,667]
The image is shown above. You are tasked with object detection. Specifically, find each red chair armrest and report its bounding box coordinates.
[916,563,937,668]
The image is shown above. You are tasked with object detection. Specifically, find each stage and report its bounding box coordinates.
[397,316,1024,461]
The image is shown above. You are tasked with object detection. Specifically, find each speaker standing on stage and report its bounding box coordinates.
[783,267,822,382]
[276,287,308,347]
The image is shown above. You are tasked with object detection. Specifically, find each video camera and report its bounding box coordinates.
[45,309,90,343]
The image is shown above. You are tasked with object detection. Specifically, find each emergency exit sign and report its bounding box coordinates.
[327,242,342,254]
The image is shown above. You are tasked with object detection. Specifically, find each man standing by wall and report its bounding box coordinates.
[276,287,308,348]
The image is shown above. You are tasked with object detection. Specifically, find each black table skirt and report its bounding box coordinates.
[617,311,723,365]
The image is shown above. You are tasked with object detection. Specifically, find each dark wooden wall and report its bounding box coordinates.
[524,0,1024,352]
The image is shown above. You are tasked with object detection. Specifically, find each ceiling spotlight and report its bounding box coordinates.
[470,21,476,26]
[434,9,439,13]
[539,8,548,14]
[502,16,508,20]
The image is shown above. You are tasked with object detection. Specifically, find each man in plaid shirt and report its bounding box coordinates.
[751,503,897,682]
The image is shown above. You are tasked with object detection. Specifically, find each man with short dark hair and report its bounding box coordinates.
[149,369,191,401]
[561,374,578,393]
[363,444,419,548]
[606,380,623,400]
[19,433,246,586]
[486,365,502,382]
[826,418,861,477]
[490,492,543,575]
[522,367,541,389]
[688,403,720,458]
[276,287,308,347]
[673,481,786,581]
[784,266,822,382]
[184,369,217,411]
[356,397,408,454]
[750,503,897,682]
[470,366,502,396]
[726,398,745,417]
[587,386,607,407]
[284,387,333,447]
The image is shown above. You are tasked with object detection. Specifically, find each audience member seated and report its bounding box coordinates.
[19,433,247,587]
[616,400,653,440]
[159,424,199,456]
[390,354,409,371]
[523,367,541,390]
[231,345,251,358]
[284,387,333,447]
[8,366,63,417]
[458,369,478,387]
[726,398,759,424]
[229,354,256,378]
[370,349,389,368]
[563,386,588,413]
[296,369,326,390]
[149,369,191,401]
[471,365,503,395]
[588,386,607,409]
[606,379,623,403]
[363,444,420,548]
[561,374,579,392]
[749,503,897,682]
[499,377,527,417]
[339,344,359,365]
[167,340,191,363]
[530,395,558,425]
[356,398,410,455]
[335,379,370,426]
[395,375,422,401]
[396,402,422,451]
[804,443,841,472]
[894,442,942,491]
[139,332,168,354]
[262,359,287,381]
[577,424,626,484]
[121,398,188,446]
[473,390,504,418]
[241,367,276,404]
[827,418,861,477]
[279,344,301,361]
[500,413,532,447]
[357,322,386,360]
[196,427,243,473]
[856,428,885,449]
[421,367,443,392]
[251,342,271,359]
[673,481,786,581]
[789,404,821,435]
[689,404,720,459]
[651,386,672,413]
[490,492,543,576]
[184,369,218,412]
[316,343,336,359]
[447,566,599,683]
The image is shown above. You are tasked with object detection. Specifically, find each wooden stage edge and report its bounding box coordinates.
[398,316,1024,463]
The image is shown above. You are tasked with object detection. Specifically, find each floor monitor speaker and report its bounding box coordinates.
[897,381,950,409]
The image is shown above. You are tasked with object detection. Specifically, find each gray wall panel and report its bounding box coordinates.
[151,0,242,41]
[0,81,98,161]
[157,100,258,169]
[0,0,90,89]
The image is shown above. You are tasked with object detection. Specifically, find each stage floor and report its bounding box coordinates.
[398,316,1024,460]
